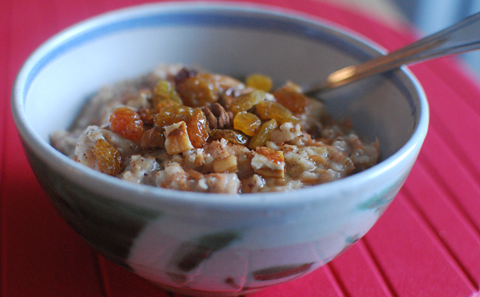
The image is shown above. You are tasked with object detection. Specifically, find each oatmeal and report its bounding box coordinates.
[50,65,379,194]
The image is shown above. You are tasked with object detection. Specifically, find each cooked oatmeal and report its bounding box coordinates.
[50,65,379,194]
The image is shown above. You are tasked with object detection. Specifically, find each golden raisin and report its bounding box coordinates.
[156,99,180,113]
[109,107,144,142]
[230,90,265,114]
[209,129,248,145]
[153,80,182,106]
[273,86,308,114]
[254,101,299,125]
[137,108,156,125]
[93,139,122,176]
[248,119,278,149]
[155,105,194,128]
[141,126,165,151]
[233,112,261,136]
[177,74,219,107]
[187,109,209,148]
[245,74,273,92]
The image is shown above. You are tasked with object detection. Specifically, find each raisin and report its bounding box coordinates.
[109,107,144,142]
[273,86,307,114]
[153,80,183,106]
[233,112,261,136]
[155,105,194,128]
[230,90,265,114]
[187,109,209,148]
[209,129,248,145]
[177,74,219,107]
[254,101,299,125]
[174,68,198,86]
[245,74,273,92]
[137,108,156,125]
[141,126,165,151]
[156,99,180,113]
[248,119,278,149]
[93,139,122,176]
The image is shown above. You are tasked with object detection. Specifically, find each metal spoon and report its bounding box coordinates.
[302,12,480,97]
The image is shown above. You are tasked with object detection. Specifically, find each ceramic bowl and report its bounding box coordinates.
[12,2,429,296]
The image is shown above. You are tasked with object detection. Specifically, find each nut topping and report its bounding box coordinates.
[204,103,231,129]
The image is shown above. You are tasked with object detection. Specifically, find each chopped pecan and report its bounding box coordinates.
[204,106,217,128]
[212,103,230,128]
[204,103,231,129]
[218,91,235,110]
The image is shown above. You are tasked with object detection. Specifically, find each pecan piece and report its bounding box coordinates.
[212,103,230,128]
[204,103,231,129]
[204,106,217,129]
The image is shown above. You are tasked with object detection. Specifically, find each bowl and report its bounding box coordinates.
[11,2,429,296]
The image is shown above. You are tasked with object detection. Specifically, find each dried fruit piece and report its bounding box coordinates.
[153,80,183,106]
[137,108,156,125]
[245,74,273,92]
[174,68,198,86]
[273,84,308,114]
[233,112,261,136]
[141,126,165,150]
[155,105,194,128]
[156,99,180,113]
[248,119,278,149]
[255,101,299,125]
[109,107,144,142]
[177,74,219,107]
[187,109,209,148]
[209,129,248,145]
[93,139,122,176]
[230,90,266,114]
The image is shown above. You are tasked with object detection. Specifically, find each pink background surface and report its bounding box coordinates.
[2,0,480,296]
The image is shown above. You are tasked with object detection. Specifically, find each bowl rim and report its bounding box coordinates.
[11,1,429,209]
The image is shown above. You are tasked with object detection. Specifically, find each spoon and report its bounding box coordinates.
[302,11,480,97]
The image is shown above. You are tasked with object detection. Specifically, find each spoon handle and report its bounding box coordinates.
[303,12,480,96]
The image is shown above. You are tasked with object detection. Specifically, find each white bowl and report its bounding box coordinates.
[12,2,429,296]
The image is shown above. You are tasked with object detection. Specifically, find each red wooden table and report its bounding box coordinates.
[2,0,480,296]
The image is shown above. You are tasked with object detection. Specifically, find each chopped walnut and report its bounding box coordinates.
[213,155,238,173]
[164,121,194,155]
[251,147,285,179]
